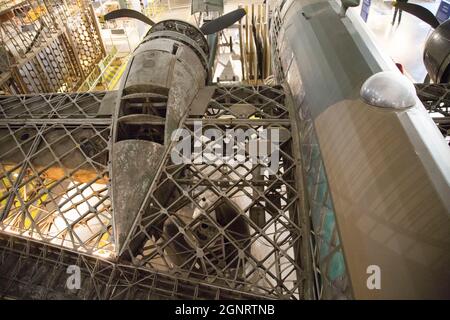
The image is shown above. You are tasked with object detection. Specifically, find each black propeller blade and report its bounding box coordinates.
[104,9,155,26]
[394,2,440,29]
[200,8,247,35]
[252,15,263,79]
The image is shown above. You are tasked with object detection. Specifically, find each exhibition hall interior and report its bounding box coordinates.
[0,0,449,301]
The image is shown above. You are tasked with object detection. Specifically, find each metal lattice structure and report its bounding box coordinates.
[121,85,312,299]
[0,85,315,299]
[0,0,105,94]
[0,92,113,257]
[415,83,450,145]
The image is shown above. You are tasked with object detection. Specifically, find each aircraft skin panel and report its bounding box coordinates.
[315,100,450,299]
[274,0,450,299]
[278,0,377,118]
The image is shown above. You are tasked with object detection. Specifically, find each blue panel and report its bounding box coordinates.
[328,251,345,281]
[437,0,450,24]
[360,0,371,22]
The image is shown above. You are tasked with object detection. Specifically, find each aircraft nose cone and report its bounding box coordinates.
[360,71,417,109]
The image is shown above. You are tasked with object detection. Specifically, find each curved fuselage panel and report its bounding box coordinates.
[274,0,450,299]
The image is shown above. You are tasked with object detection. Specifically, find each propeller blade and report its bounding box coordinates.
[104,9,155,26]
[394,2,440,29]
[200,8,246,35]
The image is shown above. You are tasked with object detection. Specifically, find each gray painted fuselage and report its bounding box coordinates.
[273,0,450,299]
